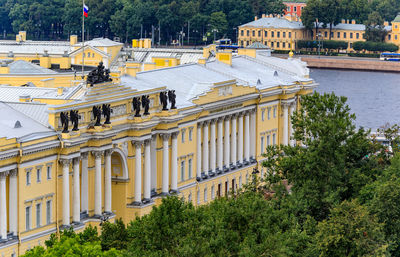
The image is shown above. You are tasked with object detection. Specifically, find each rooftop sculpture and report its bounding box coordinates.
[86,62,112,86]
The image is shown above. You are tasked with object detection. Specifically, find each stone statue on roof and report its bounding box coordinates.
[92,106,102,126]
[168,90,177,109]
[159,91,168,111]
[70,110,81,131]
[142,95,150,115]
[102,104,113,124]
[60,112,69,133]
[132,97,141,117]
[86,62,112,86]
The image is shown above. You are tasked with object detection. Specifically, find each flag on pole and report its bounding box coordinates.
[83,4,89,18]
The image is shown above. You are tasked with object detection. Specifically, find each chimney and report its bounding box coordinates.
[347,19,350,24]
[57,87,64,96]
[341,19,345,24]
[255,16,258,21]
[384,21,389,26]
[262,14,266,18]
[70,35,78,46]
[351,19,356,24]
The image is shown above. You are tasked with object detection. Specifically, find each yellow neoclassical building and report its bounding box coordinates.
[0,50,316,256]
[239,14,400,52]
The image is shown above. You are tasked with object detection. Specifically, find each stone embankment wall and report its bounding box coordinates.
[302,57,400,72]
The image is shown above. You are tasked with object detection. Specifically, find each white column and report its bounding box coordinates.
[0,172,7,239]
[283,103,289,146]
[162,134,170,194]
[150,135,157,192]
[217,118,224,172]
[289,103,296,146]
[231,114,237,168]
[72,157,80,223]
[134,142,143,204]
[250,110,256,161]
[9,169,17,236]
[144,140,151,200]
[93,151,103,216]
[60,159,71,226]
[210,120,216,173]
[224,116,230,170]
[196,123,202,179]
[238,113,244,165]
[244,112,250,163]
[104,150,112,213]
[203,121,209,176]
[81,152,89,214]
[171,132,178,192]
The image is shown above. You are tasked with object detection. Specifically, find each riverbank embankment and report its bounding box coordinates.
[301,56,400,72]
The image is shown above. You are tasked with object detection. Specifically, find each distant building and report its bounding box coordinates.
[238,14,400,52]
[283,0,307,17]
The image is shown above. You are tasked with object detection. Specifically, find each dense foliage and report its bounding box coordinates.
[353,41,399,52]
[24,92,400,256]
[0,0,284,44]
[297,40,348,50]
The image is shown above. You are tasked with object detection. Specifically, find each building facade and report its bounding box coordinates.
[239,15,400,52]
[283,0,307,17]
[0,50,316,256]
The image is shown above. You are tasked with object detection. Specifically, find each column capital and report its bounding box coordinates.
[133,141,143,148]
[92,151,103,159]
[73,157,81,165]
[0,171,8,179]
[59,159,71,166]
[281,101,291,108]
[9,169,17,177]
[104,149,113,156]
[202,120,210,126]
[217,116,224,122]
[224,115,232,121]
[151,134,157,140]
[210,118,217,125]
[231,113,238,119]
[81,152,89,159]
[171,131,179,138]
[144,138,152,145]
[197,121,203,127]
[161,133,171,140]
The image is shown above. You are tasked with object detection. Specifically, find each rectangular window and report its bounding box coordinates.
[271,31,274,38]
[294,6,297,12]
[277,31,280,38]
[211,185,215,200]
[283,42,286,48]
[46,200,51,225]
[36,203,41,228]
[36,168,41,183]
[350,32,353,39]
[47,166,51,180]
[204,188,207,202]
[197,190,200,204]
[26,206,31,230]
[356,33,359,39]
[239,176,242,188]
[288,43,291,49]
[267,135,270,146]
[181,160,185,182]
[188,159,192,179]
[262,110,265,121]
[258,30,261,37]
[241,40,244,46]
[241,30,244,36]
[189,128,193,141]
[181,130,185,143]
[273,107,277,118]
[188,193,192,203]
[268,108,271,120]
[252,31,255,37]
[26,171,31,186]
[283,32,286,38]
[271,42,274,47]
[331,32,334,38]
[337,32,340,38]
[289,32,291,38]
[277,42,280,48]
[261,136,265,153]
[287,6,291,11]
[246,30,249,36]
[324,31,328,38]
[343,32,347,38]
[273,133,276,145]
[388,34,391,40]
[265,31,268,37]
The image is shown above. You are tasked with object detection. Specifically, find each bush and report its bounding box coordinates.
[272,50,290,54]
[348,53,380,58]
[297,40,348,50]
[352,41,399,52]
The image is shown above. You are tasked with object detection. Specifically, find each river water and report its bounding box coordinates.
[310,68,400,130]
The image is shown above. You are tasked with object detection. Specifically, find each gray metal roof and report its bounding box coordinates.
[73,38,123,47]
[0,40,70,55]
[240,17,304,29]
[8,60,57,74]
[5,102,49,126]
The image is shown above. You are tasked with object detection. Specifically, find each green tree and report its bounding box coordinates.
[314,200,388,256]
[364,11,387,42]
[301,0,323,36]
[101,218,129,251]
[320,0,342,40]
[209,11,228,40]
[263,92,378,221]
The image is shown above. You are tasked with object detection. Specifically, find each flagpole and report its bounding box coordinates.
[81,0,85,80]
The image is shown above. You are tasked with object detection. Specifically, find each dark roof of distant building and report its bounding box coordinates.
[283,0,307,3]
